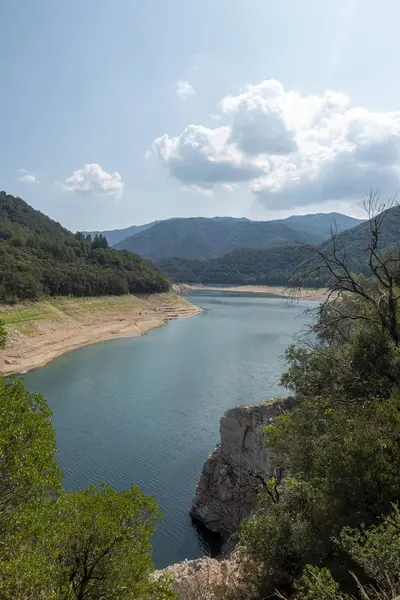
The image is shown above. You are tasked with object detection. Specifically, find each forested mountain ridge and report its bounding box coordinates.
[159,205,400,287]
[114,216,324,262]
[92,214,362,258]
[0,192,170,301]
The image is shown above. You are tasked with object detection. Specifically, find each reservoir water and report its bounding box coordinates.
[23,292,314,568]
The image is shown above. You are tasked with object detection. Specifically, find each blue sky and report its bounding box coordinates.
[1,0,400,231]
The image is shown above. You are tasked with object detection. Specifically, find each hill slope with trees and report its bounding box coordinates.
[114,214,362,262]
[114,217,324,261]
[159,204,400,287]
[0,192,170,301]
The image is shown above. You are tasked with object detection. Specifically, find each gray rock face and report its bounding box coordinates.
[190,398,298,536]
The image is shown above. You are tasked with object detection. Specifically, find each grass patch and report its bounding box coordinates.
[0,293,175,329]
[0,309,53,324]
[8,323,38,335]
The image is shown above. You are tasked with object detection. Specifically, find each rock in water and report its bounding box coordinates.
[190,397,297,536]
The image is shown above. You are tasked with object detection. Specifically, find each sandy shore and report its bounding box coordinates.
[0,293,201,376]
[187,284,327,302]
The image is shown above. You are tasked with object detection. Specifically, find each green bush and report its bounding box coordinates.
[0,376,174,599]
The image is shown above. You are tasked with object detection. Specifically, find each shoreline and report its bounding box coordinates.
[186,284,327,302]
[0,293,202,376]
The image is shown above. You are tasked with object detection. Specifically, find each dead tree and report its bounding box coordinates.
[291,190,400,346]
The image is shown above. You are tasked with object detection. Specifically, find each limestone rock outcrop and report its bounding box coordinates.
[190,397,297,536]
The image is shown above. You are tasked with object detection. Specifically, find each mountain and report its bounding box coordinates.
[91,214,361,263]
[158,206,400,287]
[114,217,324,262]
[276,213,363,238]
[0,192,169,302]
[110,214,363,263]
[86,216,252,248]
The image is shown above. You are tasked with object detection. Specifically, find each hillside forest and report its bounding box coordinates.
[0,192,169,302]
[159,201,400,288]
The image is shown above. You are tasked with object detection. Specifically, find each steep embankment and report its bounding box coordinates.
[0,293,201,375]
[190,397,297,536]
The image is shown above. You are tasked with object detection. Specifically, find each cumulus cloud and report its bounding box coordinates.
[153,124,265,191]
[59,163,124,197]
[18,169,40,184]
[176,80,195,100]
[153,79,400,208]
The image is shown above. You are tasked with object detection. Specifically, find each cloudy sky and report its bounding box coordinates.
[1,0,400,231]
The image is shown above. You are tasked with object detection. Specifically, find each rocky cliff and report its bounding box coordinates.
[190,397,298,536]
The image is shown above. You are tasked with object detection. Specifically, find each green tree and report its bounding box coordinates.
[2,484,173,600]
[0,376,62,517]
[292,507,400,600]
[0,376,174,599]
[239,478,329,592]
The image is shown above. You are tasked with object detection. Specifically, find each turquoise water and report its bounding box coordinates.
[23,292,314,568]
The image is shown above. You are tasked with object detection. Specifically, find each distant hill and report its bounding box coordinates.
[276,213,363,238]
[114,217,324,262]
[0,192,169,302]
[158,207,400,287]
[86,216,252,249]
[91,214,362,262]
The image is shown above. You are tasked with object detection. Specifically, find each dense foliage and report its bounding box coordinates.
[159,206,400,287]
[0,192,170,301]
[0,376,173,599]
[237,201,400,599]
[159,246,318,286]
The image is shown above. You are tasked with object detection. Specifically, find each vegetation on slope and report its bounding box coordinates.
[110,214,362,262]
[159,202,400,287]
[0,191,170,302]
[159,246,315,286]
[115,216,324,262]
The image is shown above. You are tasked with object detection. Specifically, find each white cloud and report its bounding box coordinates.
[153,79,400,209]
[59,163,124,197]
[18,169,40,184]
[176,80,195,100]
[153,124,265,191]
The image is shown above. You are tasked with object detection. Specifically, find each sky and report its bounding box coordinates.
[1,0,400,231]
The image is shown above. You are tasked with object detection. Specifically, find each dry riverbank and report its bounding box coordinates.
[186,284,327,301]
[0,293,201,376]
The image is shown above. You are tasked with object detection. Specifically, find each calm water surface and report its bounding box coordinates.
[24,293,314,568]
